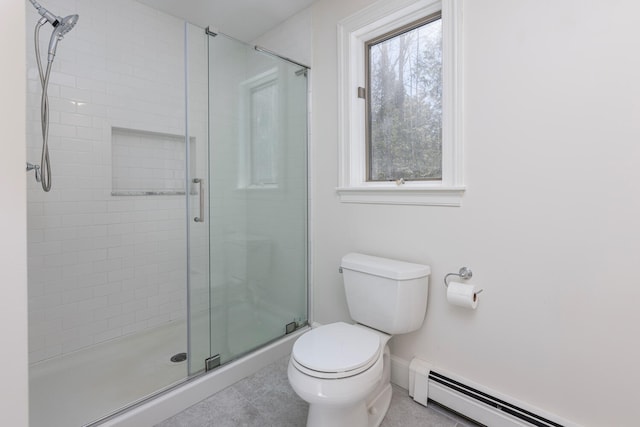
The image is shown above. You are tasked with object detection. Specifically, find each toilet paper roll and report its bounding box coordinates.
[447,281,480,309]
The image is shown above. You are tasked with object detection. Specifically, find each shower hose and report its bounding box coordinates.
[34,17,53,192]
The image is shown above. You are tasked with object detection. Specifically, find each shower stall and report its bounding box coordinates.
[25,1,308,426]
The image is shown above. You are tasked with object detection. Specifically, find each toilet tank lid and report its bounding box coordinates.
[341,253,430,280]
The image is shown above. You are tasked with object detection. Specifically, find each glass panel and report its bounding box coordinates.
[186,22,212,375]
[207,34,308,365]
[367,16,443,181]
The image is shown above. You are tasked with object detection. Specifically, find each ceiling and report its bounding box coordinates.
[136,0,315,42]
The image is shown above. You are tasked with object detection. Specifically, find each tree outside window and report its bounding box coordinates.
[367,14,442,182]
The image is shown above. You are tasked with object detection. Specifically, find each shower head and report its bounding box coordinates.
[47,14,79,61]
[56,14,79,36]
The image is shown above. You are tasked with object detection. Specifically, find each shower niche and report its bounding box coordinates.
[111,127,196,196]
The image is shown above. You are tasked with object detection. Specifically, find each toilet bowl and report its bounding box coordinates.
[288,253,430,427]
[287,322,391,427]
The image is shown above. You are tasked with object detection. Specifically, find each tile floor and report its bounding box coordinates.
[156,356,481,427]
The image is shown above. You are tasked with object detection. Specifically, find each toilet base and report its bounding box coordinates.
[307,401,368,427]
[366,382,392,427]
[365,344,392,427]
[304,382,392,427]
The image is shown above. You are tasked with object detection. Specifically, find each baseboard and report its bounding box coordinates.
[390,354,411,389]
[389,355,578,427]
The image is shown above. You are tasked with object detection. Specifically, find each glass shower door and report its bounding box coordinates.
[205,32,308,367]
[186,22,213,375]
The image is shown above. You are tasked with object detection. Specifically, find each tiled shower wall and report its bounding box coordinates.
[26,0,195,363]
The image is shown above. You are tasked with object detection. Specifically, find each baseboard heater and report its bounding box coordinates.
[429,371,562,427]
[408,359,567,427]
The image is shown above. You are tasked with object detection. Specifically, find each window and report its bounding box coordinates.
[366,13,442,182]
[239,69,280,189]
[337,0,464,206]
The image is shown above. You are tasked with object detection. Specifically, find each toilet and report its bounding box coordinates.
[287,253,430,427]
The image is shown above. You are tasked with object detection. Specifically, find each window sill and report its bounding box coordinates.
[336,185,465,206]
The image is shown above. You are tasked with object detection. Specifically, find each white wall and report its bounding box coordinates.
[0,1,29,426]
[312,0,640,426]
[253,7,313,67]
[26,0,190,363]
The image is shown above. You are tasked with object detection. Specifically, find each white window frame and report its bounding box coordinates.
[337,0,464,206]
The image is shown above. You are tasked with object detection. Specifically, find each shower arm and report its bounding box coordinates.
[29,0,61,27]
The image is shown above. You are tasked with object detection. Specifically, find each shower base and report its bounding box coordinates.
[29,321,188,427]
[103,328,304,427]
[29,308,306,427]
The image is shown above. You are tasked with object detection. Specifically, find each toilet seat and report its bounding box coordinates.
[291,322,381,379]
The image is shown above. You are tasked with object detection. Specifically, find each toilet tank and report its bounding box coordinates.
[341,253,430,335]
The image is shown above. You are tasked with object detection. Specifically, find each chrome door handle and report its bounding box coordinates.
[193,178,204,223]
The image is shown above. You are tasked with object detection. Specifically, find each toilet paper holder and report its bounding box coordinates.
[444,267,483,294]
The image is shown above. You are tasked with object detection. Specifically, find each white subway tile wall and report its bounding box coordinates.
[26,0,191,363]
